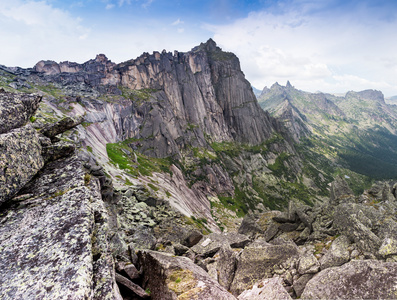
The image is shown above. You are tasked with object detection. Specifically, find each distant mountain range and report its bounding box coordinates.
[257,82,397,179]
[386,95,397,105]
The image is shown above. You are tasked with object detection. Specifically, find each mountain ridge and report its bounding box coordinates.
[258,81,397,179]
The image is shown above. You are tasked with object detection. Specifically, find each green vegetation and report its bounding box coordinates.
[186,123,198,131]
[81,122,91,128]
[191,147,217,164]
[35,83,66,99]
[125,178,133,186]
[214,186,252,218]
[147,183,159,191]
[186,216,211,234]
[267,152,291,178]
[86,145,93,153]
[106,138,173,178]
[209,50,235,61]
[210,140,269,158]
[336,128,397,179]
[119,86,158,104]
[29,116,37,123]
[84,173,91,186]
[167,269,196,295]
[210,141,243,157]
[0,70,16,90]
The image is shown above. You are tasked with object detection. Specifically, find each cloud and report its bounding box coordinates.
[206,0,397,96]
[172,18,184,26]
[118,0,131,6]
[177,28,184,33]
[142,0,153,9]
[0,0,90,67]
[106,4,115,9]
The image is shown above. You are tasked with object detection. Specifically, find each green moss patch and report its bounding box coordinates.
[119,86,158,104]
[167,269,197,295]
[106,138,172,178]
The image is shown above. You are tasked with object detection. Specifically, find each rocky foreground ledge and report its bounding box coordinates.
[2,89,397,299]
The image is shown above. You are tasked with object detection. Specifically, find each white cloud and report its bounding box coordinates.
[172,18,184,26]
[0,0,207,70]
[206,3,397,96]
[142,0,153,9]
[177,28,184,33]
[118,0,131,7]
[106,4,115,9]
[0,0,91,67]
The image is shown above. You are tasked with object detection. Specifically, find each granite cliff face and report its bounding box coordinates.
[1,39,318,232]
[32,39,276,156]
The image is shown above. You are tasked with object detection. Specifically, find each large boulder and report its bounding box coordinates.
[0,125,44,204]
[0,156,118,299]
[191,232,250,257]
[39,115,84,140]
[319,235,350,270]
[237,277,292,300]
[230,241,299,296]
[301,260,397,299]
[238,211,282,239]
[334,204,381,255]
[204,245,238,290]
[329,177,355,205]
[297,253,320,275]
[138,250,236,300]
[0,90,42,134]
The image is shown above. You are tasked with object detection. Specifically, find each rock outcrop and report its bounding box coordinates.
[0,88,41,134]
[237,277,292,300]
[301,260,397,299]
[31,39,278,156]
[0,157,117,299]
[0,90,120,299]
[138,250,236,299]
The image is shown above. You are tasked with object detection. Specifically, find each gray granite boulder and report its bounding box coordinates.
[0,125,44,205]
[0,89,41,134]
[237,277,292,300]
[0,156,118,299]
[301,260,397,299]
[230,242,299,296]
[319,235,350,270]
[191,232,250,257]
[138,250,236,300]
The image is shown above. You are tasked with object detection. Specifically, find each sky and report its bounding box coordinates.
[1,0,397,96]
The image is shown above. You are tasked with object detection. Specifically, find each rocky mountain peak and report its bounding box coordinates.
[95,53,109,63]
[33,60,61,75]
[260,86,270,96]
[204,38,218,51]
[192,38,222,53]
[355,89,385,104]
[270,82,284,92]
